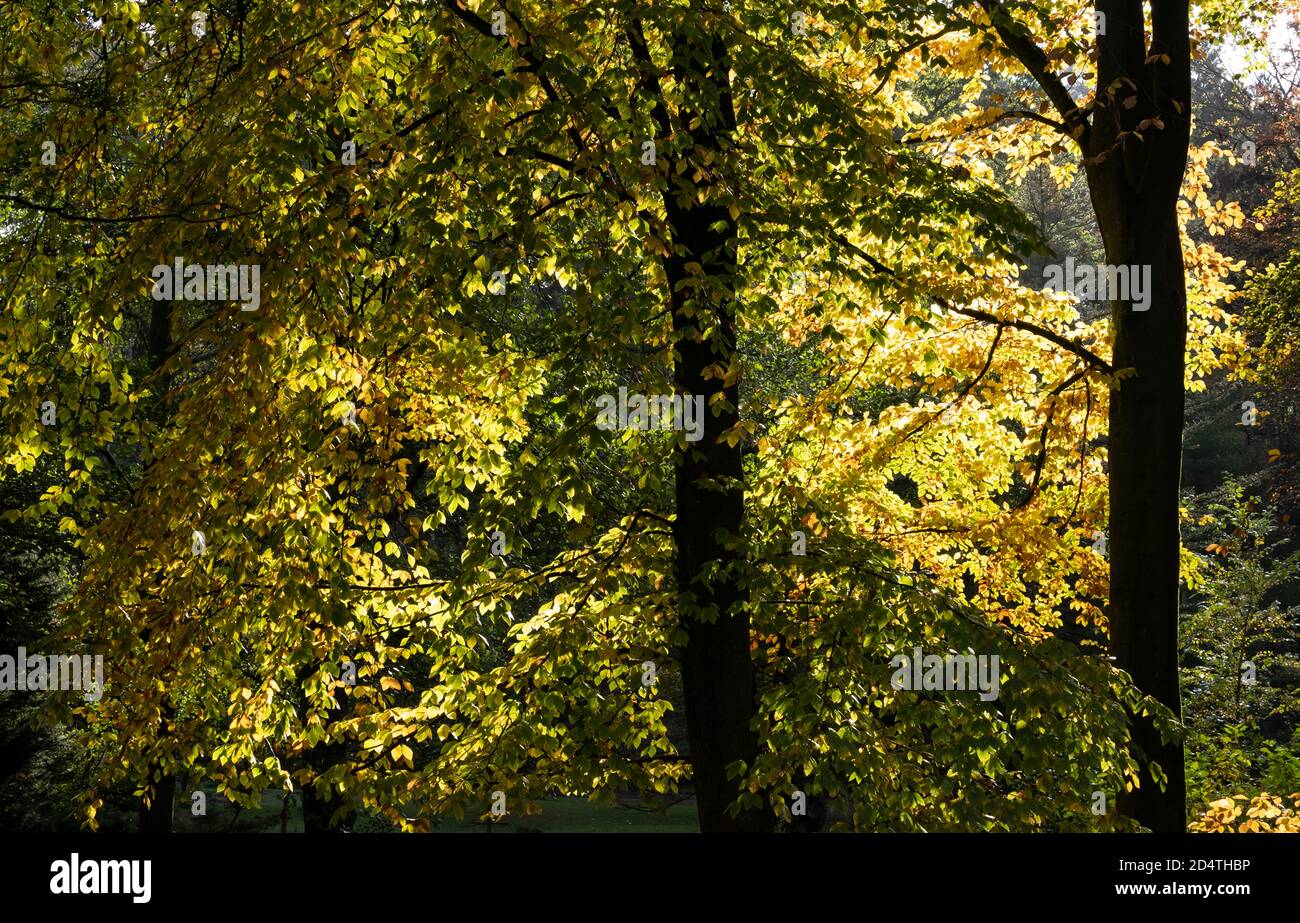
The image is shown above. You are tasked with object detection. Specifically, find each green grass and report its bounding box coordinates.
[432,796,698,833]
[174,787,698,833]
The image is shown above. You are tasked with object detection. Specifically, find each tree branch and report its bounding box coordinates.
[979,0,1091,146]
[827,230,1115,376]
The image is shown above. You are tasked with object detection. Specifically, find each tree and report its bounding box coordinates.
[2,0,1180,832]
[1180,482,1300,812]
[885,0,1272,832]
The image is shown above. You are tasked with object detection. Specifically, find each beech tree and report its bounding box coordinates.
[1,0,1256,832]
[871,0,1266,832]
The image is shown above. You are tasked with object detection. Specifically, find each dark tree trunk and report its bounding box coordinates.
[296,678,352,832]
[137,770,176,833]
[302,783,352,833]
[1100,209,1188,832]
[1086,0,1191,832]
[647,24,769,832]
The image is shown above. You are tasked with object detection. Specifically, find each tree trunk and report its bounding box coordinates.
[302,783,352,833]
[1086,0,1192,832]
[296,675,353,832]
[1100,209,1188,832]
[657,26,768,833]
[137,770,176,833]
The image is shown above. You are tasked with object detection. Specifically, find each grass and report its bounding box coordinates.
[173,787,698,833]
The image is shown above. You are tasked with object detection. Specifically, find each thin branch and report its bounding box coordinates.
[827,230,1115,375]
[0,192,251,225]
[948,303,1113,376]
[1012,368,1089,510]
[978,0,1091,147]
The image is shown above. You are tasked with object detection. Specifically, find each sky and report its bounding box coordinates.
[1219,9,1300,81]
